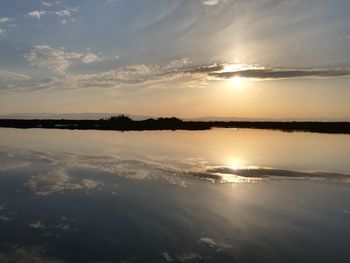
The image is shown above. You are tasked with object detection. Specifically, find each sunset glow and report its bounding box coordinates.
[1,1,350,262]
[0,0,348,119]
[231,76,243,88]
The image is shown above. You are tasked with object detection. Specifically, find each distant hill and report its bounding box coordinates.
[0,113,349,122]
[189,116,350,122]
[0,113,153,121]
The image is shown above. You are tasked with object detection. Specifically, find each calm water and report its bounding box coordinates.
[0,128,349,262]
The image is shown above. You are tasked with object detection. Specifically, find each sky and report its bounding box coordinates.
[0,0,350,119]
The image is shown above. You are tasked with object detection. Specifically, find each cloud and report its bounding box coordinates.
[185,63,224,73]
[25,167,103,196]
[80,53,103,63]
[0,77,62,94]
[27,10,46,19]
[208,67,350,80]
[27,3,78,22]
[0,215,11,222]
[3,59,350,94]
[0,17,11,23]
[74,58,190,86]
[64,155,189,187]
[163,58,191,70]
[0,17,13,37]
[0,248,66,263]
[42,1,61,7]
[199,237,217,247]
[201,0,224,6]
[42,1,53,7]
[0,160,30,171]
[81,62,350,87]
[205,166,350,180]
[29,221,47,229]
[14,58,189,91]
[0,70,31,81]
[78,64,161,84]
[24,45,104,74]
[199,237,232,249]
[176,253,201,262]
[80,179,101,189]
[49,59,194,91]
[55,10,71,16]
[25,168,82,195]
[0,203,16,222]
[5,148,188,188]
[56,223,78,232]
[161,252,174,262]
[24,45,81,74]
[54,8,78,17]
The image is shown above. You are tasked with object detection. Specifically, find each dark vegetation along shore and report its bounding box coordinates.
[0,115,350,134]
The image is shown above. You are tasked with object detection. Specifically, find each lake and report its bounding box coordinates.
[0,128,349,262]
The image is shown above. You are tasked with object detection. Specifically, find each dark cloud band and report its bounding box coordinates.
[208,68,350,80]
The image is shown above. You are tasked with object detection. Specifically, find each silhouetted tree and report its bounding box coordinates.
[107,115,132,122]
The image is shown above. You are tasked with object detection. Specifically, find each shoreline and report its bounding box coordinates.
[0,117,350,134]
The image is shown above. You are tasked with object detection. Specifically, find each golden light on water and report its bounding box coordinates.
[213,157,261,184]
[227,157,259,170]
[228,157,245,170]
[219,174,258,184]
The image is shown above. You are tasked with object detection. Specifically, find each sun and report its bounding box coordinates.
[231,76,242,88]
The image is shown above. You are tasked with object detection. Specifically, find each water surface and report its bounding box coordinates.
[0,128,349,262]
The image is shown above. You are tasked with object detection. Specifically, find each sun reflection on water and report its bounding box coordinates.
[220,174,259,184]
[203,157,262,184]
[228,158,245,170]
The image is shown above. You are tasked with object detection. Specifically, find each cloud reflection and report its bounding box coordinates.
[25,167,103,196]
[0,247,66,263]
[1,147,350,197]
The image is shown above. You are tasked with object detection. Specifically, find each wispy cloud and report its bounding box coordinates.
[0,215,11,222]
[208,66,350,80]
[55,10,71,16]
[55,7,78,17]
[49,58,193,90]
[27,3,78,23]
[0,17,11,23]
[24,45,104,74]
[3,148,188,189]
[27,10,46,19]
[25,168,81,195]
[29,221,47,229]
[67,62,350,90]
[0,247,66,263]
[41,1,61,7]
[41,1,53,7]
[0,70,31,81]
[80,53,103,64]
[201,0,225,6]
[3,59,350,94]
[25,167,102,196]
[0,17,13,36]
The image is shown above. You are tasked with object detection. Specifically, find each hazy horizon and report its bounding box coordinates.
[1,112,350,121]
